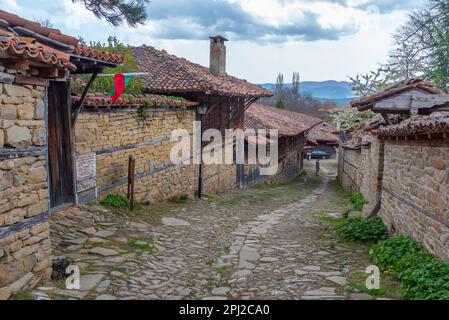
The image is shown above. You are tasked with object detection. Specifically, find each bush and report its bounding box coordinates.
[350,193,368,211]
[101,194,130,208]
[372,236,449,300]
[336,217,388,243]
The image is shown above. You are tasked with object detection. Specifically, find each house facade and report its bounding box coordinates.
[242,103,317,188]
[132,37,273,194]
[339,79,449,259]
[0,10,125,298]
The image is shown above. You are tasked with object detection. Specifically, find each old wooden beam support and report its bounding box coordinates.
[127,155,136,211]
[0,72,15,84]
[71,71,98,128]
[14,74,49,87]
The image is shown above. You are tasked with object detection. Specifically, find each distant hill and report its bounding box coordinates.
[259,80,357,106]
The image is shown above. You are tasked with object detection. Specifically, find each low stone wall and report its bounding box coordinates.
[380,139,449,259]
[74,108,237,203]
[0,83,51,299]
[339,146,364,194]
[338,136,384,212]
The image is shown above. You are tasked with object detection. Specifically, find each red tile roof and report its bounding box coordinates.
[245,103,316,137]
[0,10,124,64]
[71,93,198,109]
[0,32,76,71]
[351,79,443,111]
[378,112,449,138]
[133,46,273,97]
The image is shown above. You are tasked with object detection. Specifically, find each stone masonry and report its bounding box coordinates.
[74,108,238,203]
[380,139,449,259]
[0,83,52,299]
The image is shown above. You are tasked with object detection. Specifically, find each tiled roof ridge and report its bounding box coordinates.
[0,9,123,64]
[0,34,76,70]
[71,92,198,108]
[378,112,449,137]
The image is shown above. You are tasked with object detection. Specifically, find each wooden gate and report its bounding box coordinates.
[47,81,75,209]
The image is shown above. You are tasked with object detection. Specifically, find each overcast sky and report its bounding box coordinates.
[2,0,425,83]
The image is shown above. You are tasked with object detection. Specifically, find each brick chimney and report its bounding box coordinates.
[209,35,228,76]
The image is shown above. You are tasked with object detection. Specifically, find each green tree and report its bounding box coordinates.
[72,0,150,27]
[72,36,143,94]
[275,99,285,109]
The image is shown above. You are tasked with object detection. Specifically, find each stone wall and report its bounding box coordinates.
[0,83,51,299]
[339,146,364,194]
[74,108,237,203]
[380,139,449,259]
[338,136,384,212]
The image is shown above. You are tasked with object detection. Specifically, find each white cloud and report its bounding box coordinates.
[0,0,21,12]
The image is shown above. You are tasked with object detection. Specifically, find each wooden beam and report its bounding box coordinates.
[381,113,393,125]
[14,75,49,87]
[71,71,98,128]
[0,72,15,84]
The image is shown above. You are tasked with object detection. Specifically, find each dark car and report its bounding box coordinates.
[305,150,331,160]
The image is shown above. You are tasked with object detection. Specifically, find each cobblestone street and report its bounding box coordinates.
[29,161,382,300]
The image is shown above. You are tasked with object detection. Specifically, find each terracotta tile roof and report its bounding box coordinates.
[0,10,124,64]
[71,92,198,109]
[245,103,315,137]
[133,46,273,97]
[74,45,123,64]
[351,79,443,111]
[307,126,340,145]
[0,32,76,71]
[378,112,449,137]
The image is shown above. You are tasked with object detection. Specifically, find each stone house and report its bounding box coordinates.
[339,79,449,259]
[132,37,273,194]
[0,10,124,298]
[242,103,318,187]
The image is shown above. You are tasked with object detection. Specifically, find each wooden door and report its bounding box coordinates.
[47,81,75,209]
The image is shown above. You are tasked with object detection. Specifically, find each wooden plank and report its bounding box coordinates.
[0,72,15,84]
[373,96,412,112]
[411,94,449,110]
[0,147,46,160]
[0,213,49,239]
[14,75,49,86]
[48,81,75,208]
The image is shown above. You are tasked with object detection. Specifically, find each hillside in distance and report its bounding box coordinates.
[259,80,357,106]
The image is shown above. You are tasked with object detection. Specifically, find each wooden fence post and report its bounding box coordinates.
[127,156,136,210]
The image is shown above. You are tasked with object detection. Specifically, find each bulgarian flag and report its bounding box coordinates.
[110,73,133,103]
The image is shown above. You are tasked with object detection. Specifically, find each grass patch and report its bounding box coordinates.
[337,217,388,243]
[129,237,156,254]
[371,236,449,300]
[11,292,36,300]
[350,193,369,212]
[100,194,130,209]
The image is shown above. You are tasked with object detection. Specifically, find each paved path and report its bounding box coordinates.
[30,161,378,300]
